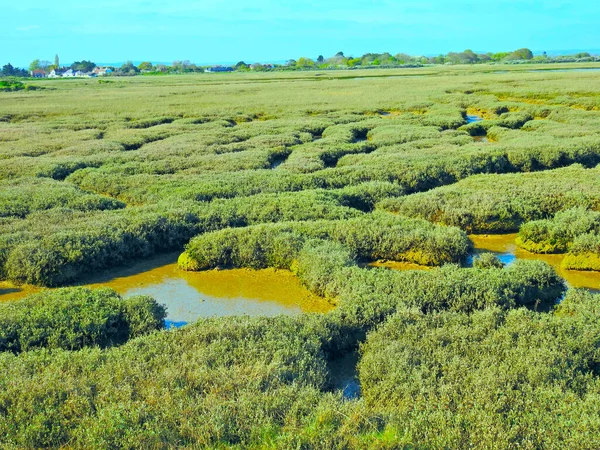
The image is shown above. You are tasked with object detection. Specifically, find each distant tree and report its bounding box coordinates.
[394,53,414,64]
[296,57,315,68]
[335,51,344,57]
[285,59,297,67]
[361,53,377,64]
[460,49,479,64]
[505,48,533,61]
[28,59,41,72]
[446,52,460,64]
[235,61,249,70]
[71,60,96,72]
[575,52,591,58]
[428,54,447,64]
[347,58,361,67]
[54,54,60,68]
[120,61,139,74]
[2,64,28,77]
[317,55,324,63]
[490,52,510,62]
[138,61,153,71]
[1,63,16,76]
[155,64,168,73]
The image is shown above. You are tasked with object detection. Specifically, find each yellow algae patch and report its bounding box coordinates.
[0,281,41,302]
[1,251,333,316]
[466,107,496,120]
[180,267,334,314]
[470,233,517,254]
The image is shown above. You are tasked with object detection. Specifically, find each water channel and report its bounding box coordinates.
[470,233,600,291]
[466,114,489,142]
[0,253,334,327]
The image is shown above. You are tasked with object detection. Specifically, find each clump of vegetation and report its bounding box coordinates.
[380,165,600,232]
[181,213,471,270]
[0,287,165,353]
[0,79,39,92]
[562,233,600,270]
[516,208,600,253]
[472,252,505,268]
[358,289,600,449]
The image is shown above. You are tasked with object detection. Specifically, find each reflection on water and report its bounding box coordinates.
[466,114,484,124]
[0,253,334,324]
[466,114,489,143]
[469,234,600,291]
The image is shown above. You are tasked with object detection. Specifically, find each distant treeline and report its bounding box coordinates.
[2,48,599,78]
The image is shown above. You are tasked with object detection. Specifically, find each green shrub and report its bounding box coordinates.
[358,290,600,448]
[380,165,600,232]
[0,288,165,353]
[473,252,504,268]
[517,208,600,253]
[182,213,470,270]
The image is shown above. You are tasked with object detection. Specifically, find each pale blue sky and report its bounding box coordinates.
[3,0,599,67]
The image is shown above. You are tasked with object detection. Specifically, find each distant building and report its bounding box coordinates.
[250,63,274,70]
[205,66,233,73]
[48,69,66,78]
[30,69,46,78]
[93,67,112,76]
[63,69,76,77]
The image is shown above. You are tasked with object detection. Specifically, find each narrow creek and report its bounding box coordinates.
[0,253,334,327]
[466,114,489,142]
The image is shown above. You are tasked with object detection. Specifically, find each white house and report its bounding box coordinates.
[48,69,66,78]
[93,67,112,76]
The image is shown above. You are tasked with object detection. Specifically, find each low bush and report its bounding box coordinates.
[358,289,600,449]
[380,165,600,232]
[517,208,600,253]
[182,213,471,270]
[0,287,165,353]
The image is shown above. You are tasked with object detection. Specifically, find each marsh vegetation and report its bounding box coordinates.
[1,64,600,448]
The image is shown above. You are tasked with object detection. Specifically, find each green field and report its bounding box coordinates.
[2,64,600,448]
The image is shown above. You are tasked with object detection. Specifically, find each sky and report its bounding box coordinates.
[3,0,600,67]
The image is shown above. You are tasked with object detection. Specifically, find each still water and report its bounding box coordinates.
[0,253,334,326]
[470,234,600,291]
